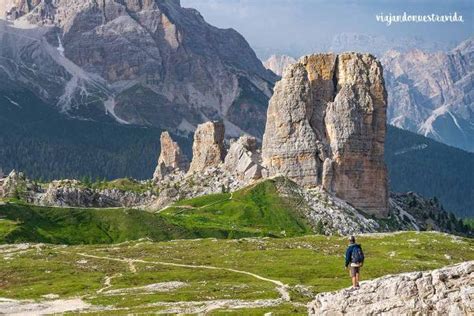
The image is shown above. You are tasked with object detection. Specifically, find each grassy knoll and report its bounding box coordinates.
[162,180,312,238]
[0,232,471,314]
[0,180,313,244]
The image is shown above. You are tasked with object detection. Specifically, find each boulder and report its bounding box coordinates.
[262,53,389,217]
[224,135,263,180]
[188,122,226,173]
[153,131,188,181]
[308,261,474,315]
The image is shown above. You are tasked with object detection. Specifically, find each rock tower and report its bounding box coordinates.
[262,53,389,217]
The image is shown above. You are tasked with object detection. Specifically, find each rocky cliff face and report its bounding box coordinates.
[153,131,188,181]
[0,0,276,138]
[188,121,226,173]
[262,53,389,217]
[223,135,264,181]
[36,180,155,208]
[383,38,474,152]
[308,261,474,315]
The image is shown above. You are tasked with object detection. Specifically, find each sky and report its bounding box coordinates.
[181,0,473,59]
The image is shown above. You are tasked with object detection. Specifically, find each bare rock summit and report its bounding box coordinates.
[188,122,226,173]
[262,53,388,217]
[153,131,189,181]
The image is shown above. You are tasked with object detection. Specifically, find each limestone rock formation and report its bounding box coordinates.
[0,0,276,138]
[188,122,226,173]
[38,180,155,208]
[308,261,474,315]
[224,135,264,180]
[153,132,188,181]
[262,53,389,217]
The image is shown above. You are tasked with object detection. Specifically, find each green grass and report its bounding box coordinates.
[0,179,313,244]
[464,218,474,230]
[162,179,312,238]
[0,203,193,244]
[0,232,471,314]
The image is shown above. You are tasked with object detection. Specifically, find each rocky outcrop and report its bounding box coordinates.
[308,261,474,315]
[0,0,276,138]
[153,132,188,181]
[0,170,37,200]
[188,122,226,174]
[263,55,297,76]
[262,53,389,217]
[37,180,155,208]
[224,135,264,181]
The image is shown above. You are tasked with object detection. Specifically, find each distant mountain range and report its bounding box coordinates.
[263,38,474,153]
[382,39,474,153]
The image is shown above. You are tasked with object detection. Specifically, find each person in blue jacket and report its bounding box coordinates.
[345,236,364,290]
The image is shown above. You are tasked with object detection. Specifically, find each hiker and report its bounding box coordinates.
[345,235,364,290]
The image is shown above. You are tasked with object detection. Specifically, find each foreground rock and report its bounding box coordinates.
[262,53,389,217]
[188,122,227,174]
[308,261,474,315]
[153,132,189,181]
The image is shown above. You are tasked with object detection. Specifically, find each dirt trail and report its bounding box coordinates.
[71,252,290,302]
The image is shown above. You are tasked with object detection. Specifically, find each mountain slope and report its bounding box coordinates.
[382,38,474,152]
[386,125,474,217]
[0,0,276,138]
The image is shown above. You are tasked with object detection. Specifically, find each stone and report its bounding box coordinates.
[153,131,188,181]
[262,53,389,217]
[224,135,263,180]
[188,122,226,173]
[38,179,155,208]
[308,261,474,315]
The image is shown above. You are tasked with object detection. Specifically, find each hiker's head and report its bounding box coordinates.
[349,236,356,244]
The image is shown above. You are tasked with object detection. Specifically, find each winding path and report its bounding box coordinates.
[70,251,290,302]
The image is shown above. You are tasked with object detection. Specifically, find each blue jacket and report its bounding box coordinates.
[345,244,363,267]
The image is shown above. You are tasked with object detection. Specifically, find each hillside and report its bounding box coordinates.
[1,177,470,245]
[0,232,472,314]
[386,125,474,218]
[0,179,314,244]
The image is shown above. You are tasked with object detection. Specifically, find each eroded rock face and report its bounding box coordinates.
[262,53,388,217]
[38,180,155,208]
[153,131,188,181]
[188,122,226,173]
[308,261,474,316]
[0,0,276,137]
[224,135,264,180]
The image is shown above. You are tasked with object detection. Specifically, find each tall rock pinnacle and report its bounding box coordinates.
[188,122,226,173]
[153,131,188,181]
[262,53,389,217]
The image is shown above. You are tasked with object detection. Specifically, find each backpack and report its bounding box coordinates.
[351,245,364,263]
